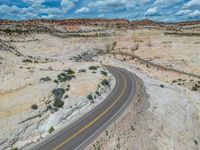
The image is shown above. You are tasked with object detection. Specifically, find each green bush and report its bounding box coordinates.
[31,104,38,110]
[54,80,59,84]
[87,94,93,100]
[79,69,86,73]
[53,98,65,108]
[101,79,109,86]
[47,105,53,111]
[40,76,51,82]
[89,66,98,70]
[95,91,101,96]
[160,84,165,88]
[101,71,107,76]
[11,148,18,150]
[48,127,55,134]
[191,86,198,91]
[52,88,65,98]
[57,73,75,82]
[64,95,69,99]
[66,68,75,75]
[22,59,32,63]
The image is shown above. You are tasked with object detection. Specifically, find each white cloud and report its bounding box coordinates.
[145,7,158,16]
[0,5,21,14]
[60,0,75,13]
[183,0,200,9]
[186,10,200,18]
[125,0,151,9]
[75,7,89,14]
[176,9,191,16]
[89,0,126,8]
[89,0,151,10]
[154,0,182,7]
[22,0,45,7]
[89,0,127,13]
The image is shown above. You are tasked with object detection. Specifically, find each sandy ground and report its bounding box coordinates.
[0,34,115,149]
[0,26,200,150]
[87,57,200,150]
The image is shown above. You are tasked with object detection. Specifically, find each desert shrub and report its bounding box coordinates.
[52,88,65,98]
[48,127,55,134]
[95,91,101,96]
[130,125,135,131]
[194,140,198,145]
[101,71,107,76]
[57,73,75,82]
[31,104,38,110]
[92,71,96,74]
[172,80,176,83]
[34,60,39,63]
[87,94,93,100]
[22,59,32,63]
[191,86,198,91]
[70,55,82,62]
[101,79,109,86]
[11,148,18,150]
[160,84,165,88]
[66,68,75,75]
[53,98,64,108]
[89,66,98,70]
[57,73,67,82]
[40,76,51,82]
[54,80,59,84]
[105,130,109,136]
[79,69,86,73]
[64,95,69,99]
[47,105,53,111]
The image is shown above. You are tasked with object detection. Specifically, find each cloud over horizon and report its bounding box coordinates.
[0,0,199,22]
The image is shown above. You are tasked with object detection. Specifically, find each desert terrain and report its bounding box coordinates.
[0,19,200,150]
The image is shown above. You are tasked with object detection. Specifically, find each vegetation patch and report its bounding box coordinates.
[79,69,86,73]
[40,76,51,82]
[101,79,110,86]
[57,69,75,82]
[48,127,55,134]
[160,84,165,88]
[53,98,65,108]
[54,80,59,84]
[52,88,65,98]
[65,68,75,75]
[95,91,101,96]
[22,59,33,63]
[101,71,107,76]
[89,66,98,70]
[31,104,38,110]
[87,94,93,100]
[64,95,69,99]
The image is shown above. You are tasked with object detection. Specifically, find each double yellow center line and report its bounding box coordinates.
[54,70,127,150]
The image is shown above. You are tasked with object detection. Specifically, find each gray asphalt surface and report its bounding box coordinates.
[33,66,137,150]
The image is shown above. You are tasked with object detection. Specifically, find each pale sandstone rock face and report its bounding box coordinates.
[0,20,200,150]
[0,34,115,149]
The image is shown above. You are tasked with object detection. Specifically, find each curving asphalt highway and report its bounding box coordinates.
[33,66,137,150]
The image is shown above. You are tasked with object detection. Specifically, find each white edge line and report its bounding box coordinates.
[75,70,136,150]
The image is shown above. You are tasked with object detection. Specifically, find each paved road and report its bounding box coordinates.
[33,66,137,150]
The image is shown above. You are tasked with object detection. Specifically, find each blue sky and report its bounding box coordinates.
[0,0,199,22]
